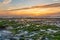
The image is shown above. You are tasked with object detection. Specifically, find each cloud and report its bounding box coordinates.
[53,0,60,2]
[3,0,12,4]
[0,0,12,5]
[0,3,60,17]
[9,3,60,11]
[0,7,59,17]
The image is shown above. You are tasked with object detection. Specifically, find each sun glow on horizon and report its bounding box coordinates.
[8,7,60,16]
[0,7,60,16]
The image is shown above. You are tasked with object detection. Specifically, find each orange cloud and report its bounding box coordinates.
[0,7,59,16]
[0,3,60,17]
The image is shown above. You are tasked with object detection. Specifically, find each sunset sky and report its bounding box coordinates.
[0,0,60,17]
